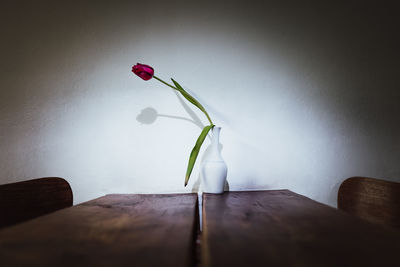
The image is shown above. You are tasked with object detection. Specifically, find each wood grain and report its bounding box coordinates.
[202,190,400,267]
[338,176,400,229]
[0,194,198,267]
[0,177,73,228]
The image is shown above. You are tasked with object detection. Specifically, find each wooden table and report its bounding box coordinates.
[0,194,198,267]
[1,190,399,267]
[202,190,400,267]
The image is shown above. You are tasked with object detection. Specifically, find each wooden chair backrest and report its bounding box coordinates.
[0,177,73,229]
[338,176,400,229]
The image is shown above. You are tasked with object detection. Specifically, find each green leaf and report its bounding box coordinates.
[185,124,214,186]
[171,79,213,125]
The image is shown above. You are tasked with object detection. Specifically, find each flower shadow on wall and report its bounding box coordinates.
[136,91,228,192]
[136,91,205,129]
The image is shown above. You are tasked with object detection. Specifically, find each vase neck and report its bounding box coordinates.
[208,127,223,161]
[211,127,220,149]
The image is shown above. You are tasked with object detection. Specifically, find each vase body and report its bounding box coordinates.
[201,127,227,194]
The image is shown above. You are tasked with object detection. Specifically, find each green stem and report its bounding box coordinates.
[153,75,177,91]
[153,75,213,125]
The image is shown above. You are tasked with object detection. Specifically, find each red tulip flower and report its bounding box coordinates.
[132,63,154,81]
[131,62,214,186]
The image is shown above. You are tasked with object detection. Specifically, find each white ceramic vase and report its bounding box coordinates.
[200,126,227,194]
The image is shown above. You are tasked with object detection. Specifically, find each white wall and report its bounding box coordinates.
[1,0,399,206]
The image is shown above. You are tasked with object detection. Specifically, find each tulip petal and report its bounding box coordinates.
[132,63,154,81]
[185,124,214,186]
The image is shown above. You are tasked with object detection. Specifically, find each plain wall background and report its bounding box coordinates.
[0,0,399,206]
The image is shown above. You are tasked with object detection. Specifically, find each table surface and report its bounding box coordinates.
[0,193,198,267]
[1,190,399,267]
[202,190,400,267]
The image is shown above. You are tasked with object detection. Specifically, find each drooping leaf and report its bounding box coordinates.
[185,124,214,186]
[172,79,213,125]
